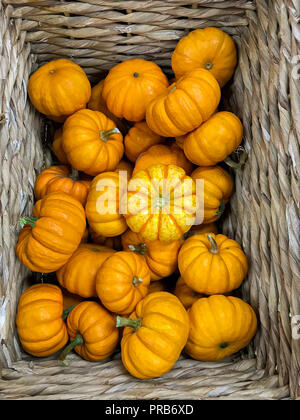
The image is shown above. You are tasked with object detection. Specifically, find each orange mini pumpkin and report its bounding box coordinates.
[16,284,69,357]
[96,251,150,315]
[183,112,243,166]
[115,159,133,181]
[53,128,68,164]
[34,165,91,206]
[102,58,169,122]
[59,301,119,363]
[62,109,124,176]
[171,27,237,87]
[148,280,167,294]
[16,192,86,273]
[89,227,123,251]
[28,58,91,118]
[186,295,257,361]
[57,244,116,298]
[174,277,203,309]
[61,288,85,311]
[178,233,248,295]
[146,68,221,137]
[121,229,181,281]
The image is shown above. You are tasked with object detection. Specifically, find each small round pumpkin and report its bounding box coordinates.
[62,109,124,176]
[34,165,91,206]
[117,292,189,379]
[178,233,248,295]
[85,171,128,237]
[183,112,243,167]
[96,251,150,315]
[16,192,86,273]
[59,301,119,363]
[57,244,116,298]
[171,27,237,87]
[121,229,181,281]
[133,143,194,176]
[191,165,233,224]
[28,58,91,117]
[174,277,203,309]
[53,128,68,164]
[124,164,197,242]
[185,295,257,361]
[146,68,221,137]
[16,284,69,357]
[125,121,164,163]
[102,58,169,122]
[89,227,123,251]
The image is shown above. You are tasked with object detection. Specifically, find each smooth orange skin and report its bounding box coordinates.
[146,68,221,137]
[16,192,86,273]
[120,292,189,379]
[183,112,243,166]
[115,160,133,181]
[191,165,234,224]
[61,288,85,310]
[148,280,167,293]
[133,143,194,176]
[28,59,91,117]
[57,244,116,298]
[121,230,181,281]
[62,109,124,176]
[16,284,68,357]
[185,295,257,361]
[53,128,68,164]
[102,58,169,122]
[174,277,204,309]
[124,164,197,243]
[34,165,91,206]
[178,233,248,295]
[85,171,128,237]
[66,301,119,362]
[125,121,164,163]
[171,27,237,87]
[96,251,150,315]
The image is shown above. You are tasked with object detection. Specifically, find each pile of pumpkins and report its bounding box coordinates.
[15,27,257,380]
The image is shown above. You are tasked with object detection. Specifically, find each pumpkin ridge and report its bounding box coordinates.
[135,330,173,364]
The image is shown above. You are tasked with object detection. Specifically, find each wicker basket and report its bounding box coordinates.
[0,0,299,400]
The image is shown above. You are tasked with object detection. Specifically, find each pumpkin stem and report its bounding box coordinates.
[205,61,213,70]
[128,243,147,255]
[69,167,79,181]
[100,128,120,142]
[58,334,84,366]
[20,217,38,228]
[219,342,229,349]
[133,72,139,78]
[207,234,219,254]
[169,85,177,94]
[132,276,143,287]
[224,150,247,171]
[116,316,142,332]
[62,305,75,321]
[215,202,225,217]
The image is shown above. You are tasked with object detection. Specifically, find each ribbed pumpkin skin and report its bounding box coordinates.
[85,171,128,237]
[191,166,233,224]
[185,295,257,361]
[57,244,116,298]
[125,121,164,162]
[178,233,248,295]
[66,301,119,362]
[133,143,194,176]
[171,27,237,87]
[146,68,221,137]
[121,230,181,281]
[16,192,86,273]
[183,112,243,166]
[96,251,150,315]
[174,277,203,309]
[16,284,68,357]
[102,58,169,122]
[124,164,197,243]
[62,109,124,176]
[120,292,189,379]
[53,128,68,164]
[34,165,91,206]
[28,59,91,117]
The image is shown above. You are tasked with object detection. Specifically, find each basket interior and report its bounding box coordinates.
[0,0,299,399]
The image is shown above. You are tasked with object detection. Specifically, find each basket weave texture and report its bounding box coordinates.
[0,0,299,400]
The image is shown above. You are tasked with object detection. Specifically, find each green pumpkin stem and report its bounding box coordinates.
[215,201,225,216]
[58,334,84,366]
[69,167,79,181]
[169,85,177,94]
[116,316,142,332]
[207,234,219,254]
[128,243,147,256]
[224,150,247,170]
[62,305,75,321]
[100,128,120,142]
[20,217,38,228]
[132,276,143,287]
